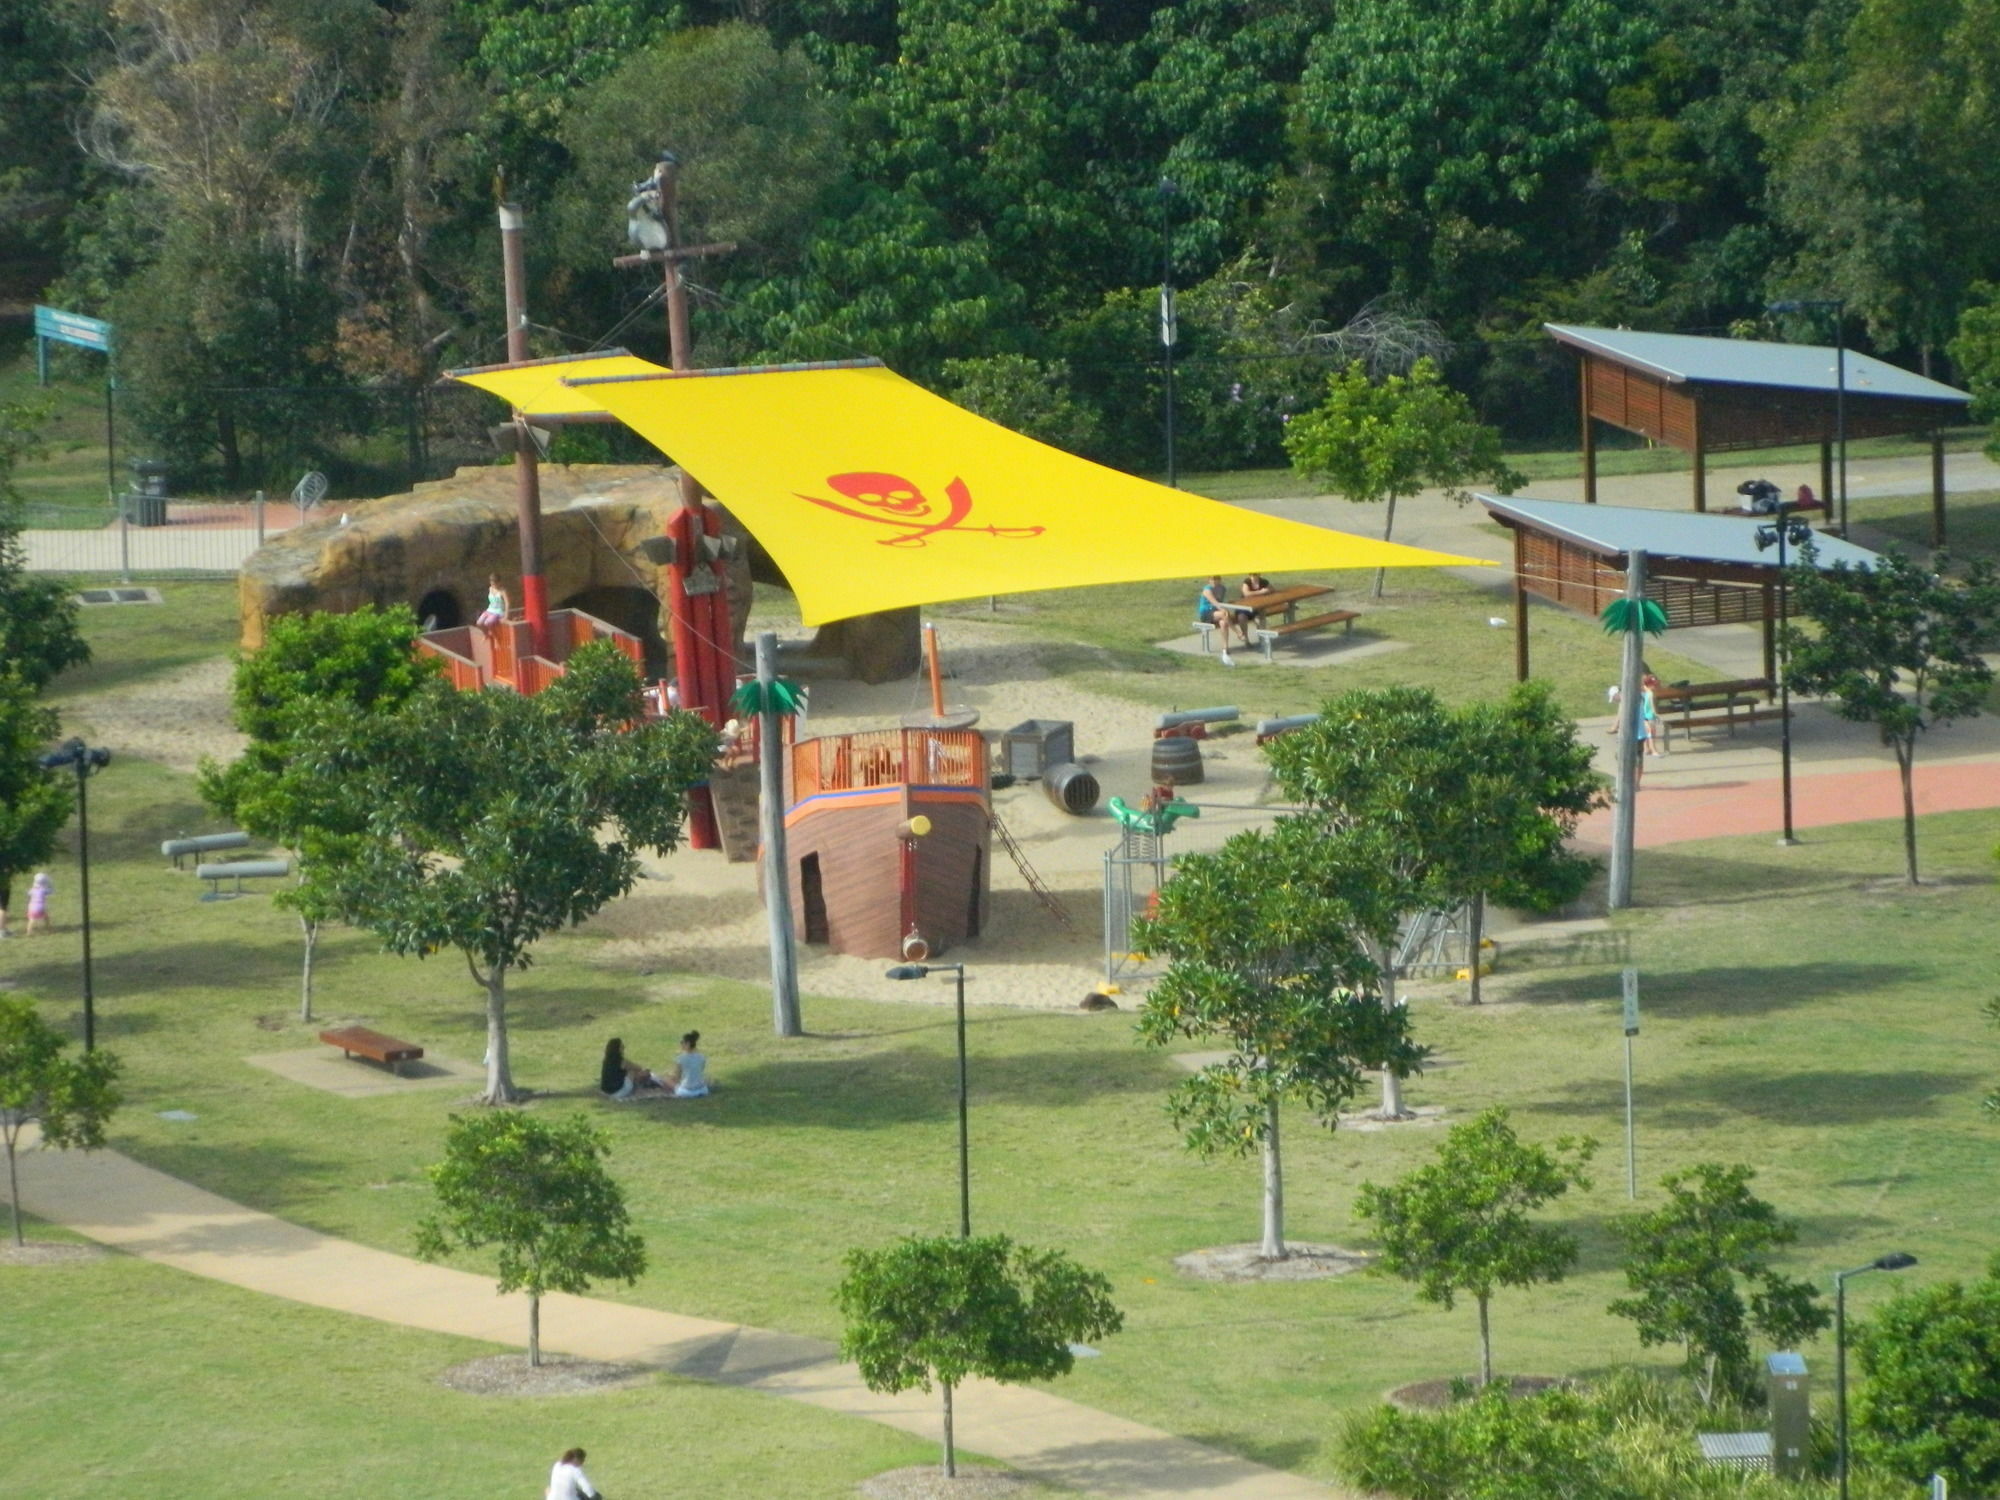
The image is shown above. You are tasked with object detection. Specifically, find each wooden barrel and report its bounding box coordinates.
[1150,736,1204,787]
[1042,762,1101,816]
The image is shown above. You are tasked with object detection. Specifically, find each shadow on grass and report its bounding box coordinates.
[1523,1065,1981,1129]
[1502,961,1917,1017]
[1180,1431,1322,1474]
[1631,849,1863,908]
[637,1045,1167,1131]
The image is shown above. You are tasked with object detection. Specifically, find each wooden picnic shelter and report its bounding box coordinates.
[1545,323,1970,543]
[1480,494,1881,688]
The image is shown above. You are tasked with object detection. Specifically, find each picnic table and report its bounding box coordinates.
[1652,677,1784,744]
[1241,585,1360,662]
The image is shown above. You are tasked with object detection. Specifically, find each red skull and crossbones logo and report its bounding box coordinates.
[796,471,1045,547]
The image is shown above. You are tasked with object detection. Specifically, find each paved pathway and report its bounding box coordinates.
[13,1136,1342,1500]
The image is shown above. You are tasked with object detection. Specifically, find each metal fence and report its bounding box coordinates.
[17,503,275,579]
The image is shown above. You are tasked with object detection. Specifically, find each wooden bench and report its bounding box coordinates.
[162,831,250,870]
[1651,679,1777,745]
[318,1025,425,1076]
[1254,610,1360,662]
[195,857,291,900]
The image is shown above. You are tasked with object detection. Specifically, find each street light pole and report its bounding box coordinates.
[1755,508,1812,846]
[37,739,112,1051]
[1835,1251,1918,1500]
[887,961,971,1237]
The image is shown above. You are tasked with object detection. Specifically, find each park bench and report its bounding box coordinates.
[318,1025,425,1076]
[195,857,291,900]
[162,831,250,870]
[1652,678,1785,745]
[1253,610,1360,662]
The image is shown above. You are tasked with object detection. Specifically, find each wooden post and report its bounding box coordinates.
[1820,440,1834,521]
[497,202,550,660]
[1608,550,1646,912]
[925,622,946,721]
[1512,528,1530,682]
[1580,359,1598,504]
[1932,429,1947,547]
[757,632,803,1038]
[1690,399,1707,513]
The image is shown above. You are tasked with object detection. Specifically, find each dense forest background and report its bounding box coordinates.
[5,0,1998,489]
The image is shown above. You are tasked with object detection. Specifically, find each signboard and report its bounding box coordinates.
[1159,286,1178,349]
[34,306,112,354]
[1621,966,1639,1035]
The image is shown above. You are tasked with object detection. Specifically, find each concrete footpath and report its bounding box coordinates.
[13,1136,1342,1500]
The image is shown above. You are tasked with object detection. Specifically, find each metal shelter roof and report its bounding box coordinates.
[1544,324,1969,406]
[1479,495,1881,572]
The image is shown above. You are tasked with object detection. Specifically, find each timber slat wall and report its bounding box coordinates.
[1584,359,1953,454]
[1517,529,1764,629]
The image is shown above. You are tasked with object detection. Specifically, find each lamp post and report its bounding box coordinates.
[1769,299,1848,534]
[1754,506,1813,845]
[36,738,112,1051]
[886,961,970,1238]
[1158,176,1179,488]
[1835,1251,1917,1500]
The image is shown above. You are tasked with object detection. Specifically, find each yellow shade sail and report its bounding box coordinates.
[453,355,1485,626]
[452,352,668,421]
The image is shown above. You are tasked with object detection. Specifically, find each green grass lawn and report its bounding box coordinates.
[1851,486,2000,561]
[44,579,242,700]
[932,571,1712,721]
[0,1233,1017,1500]
[6,745,1997,1488]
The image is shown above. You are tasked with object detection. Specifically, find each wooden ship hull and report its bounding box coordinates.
[779,728,991,960]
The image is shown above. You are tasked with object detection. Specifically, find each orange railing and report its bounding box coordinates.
[415,608,645,697]
[789,728,986,800]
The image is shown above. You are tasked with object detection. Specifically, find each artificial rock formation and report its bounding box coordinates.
[236,463,918,682]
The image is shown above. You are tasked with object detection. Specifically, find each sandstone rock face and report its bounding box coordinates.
[236,464,914,685]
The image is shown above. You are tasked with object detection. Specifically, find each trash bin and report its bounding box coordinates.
[123,490,167,527]
[125,460,170,526]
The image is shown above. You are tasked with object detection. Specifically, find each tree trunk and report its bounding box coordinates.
[481,968,517,1103]
[1261,1097,1285,1260]
[1371,495,1400,600]
[1699,1350,1718,1408]
[298,915,319,1024]
[528,1291,541,1368]
[1896,739,1920,885]
[5,1134,20,1247]
[1379,957,1406,1118]
[1477,1294,1493,1388]
[941,1378,957,1477]
[1466,893,1485,1006]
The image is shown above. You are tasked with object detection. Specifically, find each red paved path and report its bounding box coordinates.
[1576,759,2000,849]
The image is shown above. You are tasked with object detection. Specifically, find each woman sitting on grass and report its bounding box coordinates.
[598,1037,664,1100]
[660,1031,709,1098]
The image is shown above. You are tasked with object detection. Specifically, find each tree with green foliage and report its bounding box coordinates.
[1853,1254,2000,1492]
[1283,358,1523,597]
[0,996,121,1247]
[0,402,89,692]
[935,355,1101,455]
[1784,547,2000,886]
[289,642,715,1102]
[415,1111,645,1367]
[1764,0,2000,359]
[1357,1107,1596,1387]
[0,671,74,938]
[1608,1162,1828,1406]
[1135,816,1423,1259]
[1950,282,2000,465]
[1985,995,2000,1118]
[837,1234,1122,1477]
[199,606,438,1022]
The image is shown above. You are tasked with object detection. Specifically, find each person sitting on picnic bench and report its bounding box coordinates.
[1240,573,1273,605]
[659,1030,711,1098]
[599,1037,666,1099]
[1198,575,1254,665]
